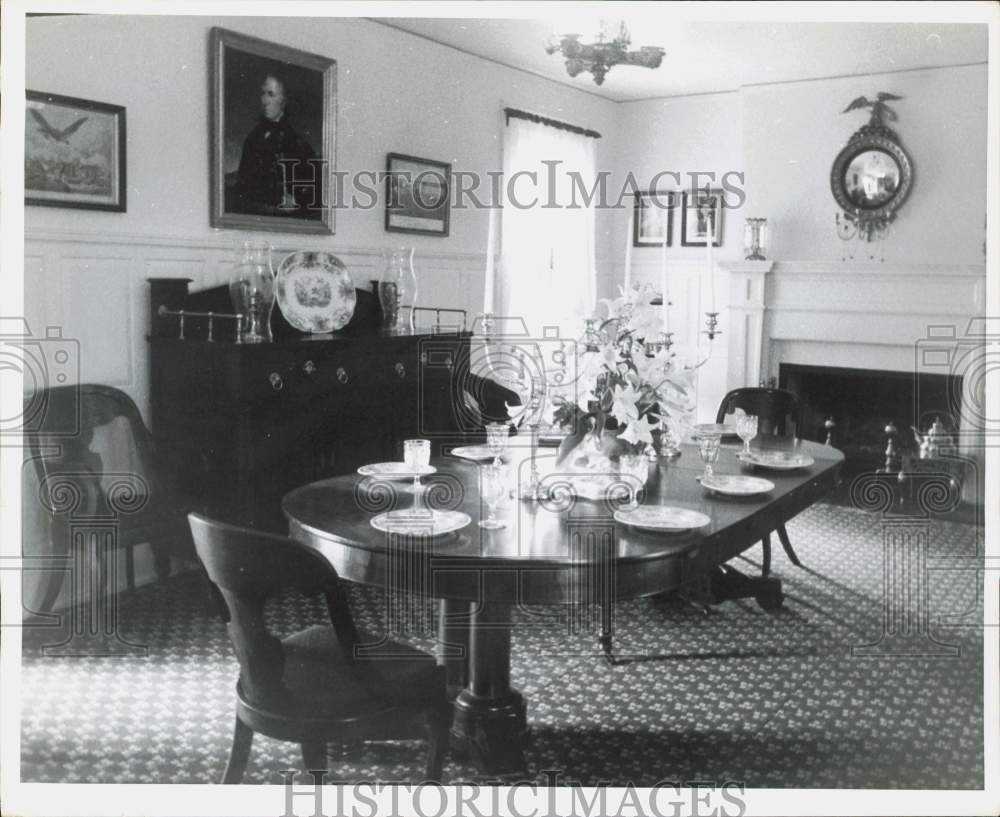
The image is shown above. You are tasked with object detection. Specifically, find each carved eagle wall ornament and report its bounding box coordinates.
[841,92,903,126]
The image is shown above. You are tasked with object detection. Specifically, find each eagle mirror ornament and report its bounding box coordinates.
[831,93,913,242]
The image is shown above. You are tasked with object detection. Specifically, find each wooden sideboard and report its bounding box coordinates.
[148,278,503,531]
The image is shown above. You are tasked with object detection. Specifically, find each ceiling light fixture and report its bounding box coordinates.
[544,20,665,86]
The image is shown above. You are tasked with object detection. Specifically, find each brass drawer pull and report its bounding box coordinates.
[394,362,406,378]
[303,360,316,375]
[336,367,349,384]
[269,372,284,391]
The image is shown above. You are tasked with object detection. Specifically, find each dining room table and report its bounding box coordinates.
[282,435,844,774]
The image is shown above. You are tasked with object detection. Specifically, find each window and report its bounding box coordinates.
[494,111,599,336]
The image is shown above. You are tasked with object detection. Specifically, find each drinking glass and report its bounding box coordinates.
[618,454,648,510]
[736,413,759,455]
[403,438,431,496]
[479,463,506,529]
[485,422,508,466]
[697,434,722,480]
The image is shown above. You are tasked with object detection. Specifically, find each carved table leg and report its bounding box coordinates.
[450,600,527,774]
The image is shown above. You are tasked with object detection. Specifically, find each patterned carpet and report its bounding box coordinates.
[20,502,984,788]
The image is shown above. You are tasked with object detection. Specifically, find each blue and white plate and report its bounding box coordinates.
[276,251,356,333]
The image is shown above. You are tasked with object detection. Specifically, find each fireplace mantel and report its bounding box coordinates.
[720,260,774,389]
[721,260,986,390]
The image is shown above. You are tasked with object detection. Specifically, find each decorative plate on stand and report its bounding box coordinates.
[276,251,356,333]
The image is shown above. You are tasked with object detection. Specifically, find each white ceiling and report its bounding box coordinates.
[376,17,988,102]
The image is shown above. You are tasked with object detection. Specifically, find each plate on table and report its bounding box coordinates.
[357,462,436,480]
[614,506,711,532]
[450,445,498,462]
[370,509,470,536]
[698,474,775,497]
[693,423,738,439]
[275,251,356,334]
[738,451,814,470]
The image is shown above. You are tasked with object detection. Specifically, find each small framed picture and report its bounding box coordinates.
[210,27,336,234]
[385,153,451,236]
[25,91,126,212]
[681,188,724,247]
[634,191,675,247]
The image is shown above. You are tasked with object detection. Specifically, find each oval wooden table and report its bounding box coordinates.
[283,438,843,774]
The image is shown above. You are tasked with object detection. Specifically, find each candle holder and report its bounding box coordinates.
[659,420,683,460]
[480,311,496,338]
[744,217,768,261]
[703,312,721,341]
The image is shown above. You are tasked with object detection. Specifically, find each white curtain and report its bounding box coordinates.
[494,115,597,337]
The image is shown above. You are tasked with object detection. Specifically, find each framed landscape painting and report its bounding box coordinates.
[385,153,451,236]
[25,91,126,212]
[210,27,336,234]
[681,188,724,247]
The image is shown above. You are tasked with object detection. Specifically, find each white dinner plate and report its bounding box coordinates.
[738,451,815,470]
[614,506,711,532]
[357,462,436,480]
[450,445,498,461]
[370,509,470,536]
[275,250,356,334]
[698,474,775,496]
[693,423,738,438]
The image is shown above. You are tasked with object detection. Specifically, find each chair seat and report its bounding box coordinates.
[238,624,442,725]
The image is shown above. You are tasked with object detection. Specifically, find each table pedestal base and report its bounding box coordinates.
[446,598,528,774]
[451,689,528,774]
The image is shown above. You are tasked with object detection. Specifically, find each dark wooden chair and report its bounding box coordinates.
[23,384,194,614]
[717,387,804,576]
[188,513,450,783]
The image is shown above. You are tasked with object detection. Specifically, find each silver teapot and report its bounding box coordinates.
[911,417,953,459]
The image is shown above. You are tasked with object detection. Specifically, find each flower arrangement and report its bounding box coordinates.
[507,284,697,463]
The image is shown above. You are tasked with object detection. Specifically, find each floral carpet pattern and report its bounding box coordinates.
[20,503,984,788]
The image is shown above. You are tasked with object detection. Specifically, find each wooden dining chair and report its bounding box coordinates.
[717,387,804,576]
[188,513,451,783]
[23,384,194,614]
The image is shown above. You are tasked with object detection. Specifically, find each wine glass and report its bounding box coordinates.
[618,454,647,510]
[485,422,508,466]
[403,438,431,497]
[479,463,506,529]
[697,434,722,480]
[736,413,759,456]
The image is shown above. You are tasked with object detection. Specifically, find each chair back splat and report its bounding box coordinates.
[716,387,802,438]
[187,513,449,782]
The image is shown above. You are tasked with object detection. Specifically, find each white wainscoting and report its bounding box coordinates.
[24,229,494,423]
[601,258,731,423]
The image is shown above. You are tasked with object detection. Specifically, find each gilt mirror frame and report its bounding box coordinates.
[830,94,913,240]
[830,133,912,223]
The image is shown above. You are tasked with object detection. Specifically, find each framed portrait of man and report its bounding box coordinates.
[681,188,724,247]
[210,27,336,234]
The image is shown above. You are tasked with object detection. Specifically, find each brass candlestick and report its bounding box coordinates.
[703,312,721,341]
